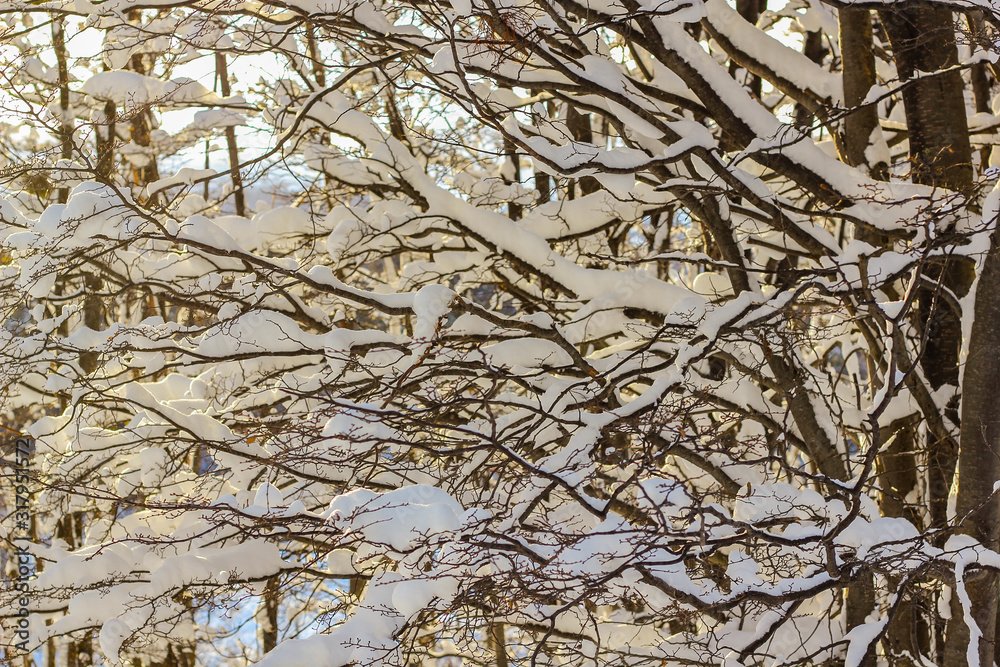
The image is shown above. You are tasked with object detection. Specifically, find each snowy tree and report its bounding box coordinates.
[2,2,1000,667]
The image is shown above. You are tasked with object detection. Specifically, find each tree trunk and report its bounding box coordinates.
[59,516,93,667]
[96,98,117,183]
[879,7,972,190]
[51,16,73,204]
[80,272,103,374]
[733,0,764,98]
[489,622,508,667]
[261,577,279,654]
[947,220,1000,667]
[878,417,929,667]
[215,52,246,216]
[794,30,826,129]
[839,9,886,179]
[566,105,600,197]
[879,4,973,530]
[127,18,160,191]
[875,10,982,667]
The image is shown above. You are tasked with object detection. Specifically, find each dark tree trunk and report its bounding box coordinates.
[128,52,160,188]
[879,6,973,540]
[489,622,508,667]
[734,0,764,99]
[261,577,279,654]
[839,9,886,179]
[879,7,972,190]
[59,516,93,667]
[566,105,600,197]
[51,17,73,204]
[503,136,522,221]
[948,221,1000,667]
[215,52,246,216]
[794,30,826,129]
[878,417,929,667]
[95,97,117,183]
[80,272,103,374]
[877,9,1000,667]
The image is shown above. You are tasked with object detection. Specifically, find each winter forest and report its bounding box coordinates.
[5,0,1000,666]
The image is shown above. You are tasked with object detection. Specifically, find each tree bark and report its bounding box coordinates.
[80,272,103,374]
[51,16,73,204]
[127,22,160,190]
[947,220,1000,667]
[503,136,522,221]
[59,516,93,667]
[261,577,279,654]
[566,105,600,197]
[877,417,929,667]
[879,5,973,530]
[794,30,826,129]
[96,98,117,183]
[733,0,764,99]
[489,622,508,667]
[874,11,983,667]
[215,52,246,216]
[839,9,886,179]
[879,7,972,191]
